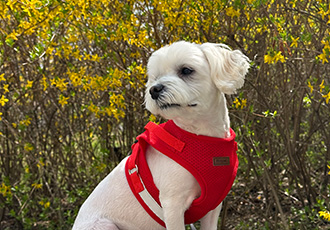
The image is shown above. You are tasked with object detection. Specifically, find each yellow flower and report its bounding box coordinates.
[6,0,17,10]
[264,51,286,64]
[327,165,330,175]
[307,81,313,94]
[290,0,297,8]
[37,159,45,168]
[274,51,286,63]
[0,73,5,82]
[24,143,34,151]
[324,92,330,104]
[26,80,33,89]
[39,200,50,209]
[226,6,240,18]
[241,99,247,109]
[32,183,43,189]
[318,51,329,64]
[59,95,69,107]
[44,201,50,209]
[233,98,241,108]
[319,210,330,221]
[88,103,99,114]
[0,95,9,106]
[264,54,273,64]
[0,183,11,197]
[290,36,299,47]
[320,80,325,93]
[6,30,19,41]
[52,78,68,92]
[321,40,330,50]
[20,117,32,126]
[317,8,328,20]
[3,84,9,93]
[91,54,101,62]
[0,112,2,121]
[149,114,157,122]
[68,71,81,87]
[42,76,48,91]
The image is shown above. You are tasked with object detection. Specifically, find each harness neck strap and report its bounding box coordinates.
[144,121,185,152]
[127,122,185,172]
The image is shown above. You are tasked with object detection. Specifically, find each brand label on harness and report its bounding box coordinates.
[213,157,230,166]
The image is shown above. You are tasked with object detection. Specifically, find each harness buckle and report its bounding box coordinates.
[128,164,138,175]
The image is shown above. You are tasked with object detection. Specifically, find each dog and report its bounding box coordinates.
[72,41,250,230]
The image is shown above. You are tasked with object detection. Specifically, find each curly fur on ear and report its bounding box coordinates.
[200,43,250,94]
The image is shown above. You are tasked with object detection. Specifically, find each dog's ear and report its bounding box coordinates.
[200,43,250,94]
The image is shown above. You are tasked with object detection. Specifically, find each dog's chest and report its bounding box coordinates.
[125,120,238,226]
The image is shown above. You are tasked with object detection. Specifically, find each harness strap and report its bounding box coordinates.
[127,121,185,171]
[145,121,185,152]
[126,121,186,224]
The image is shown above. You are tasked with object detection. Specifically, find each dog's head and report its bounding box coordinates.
[145,41,250,121]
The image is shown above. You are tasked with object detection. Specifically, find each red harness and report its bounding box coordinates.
[125,120,238,227]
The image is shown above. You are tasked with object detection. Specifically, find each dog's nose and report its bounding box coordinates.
[149,84,164,100]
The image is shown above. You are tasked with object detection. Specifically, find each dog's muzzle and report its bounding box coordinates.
[149,84,197,109]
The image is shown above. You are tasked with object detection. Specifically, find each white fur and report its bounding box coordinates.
[72,41,249,230]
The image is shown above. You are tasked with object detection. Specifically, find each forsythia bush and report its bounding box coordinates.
[0,0,329,229]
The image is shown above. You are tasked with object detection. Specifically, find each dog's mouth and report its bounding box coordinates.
[159,103,197,110]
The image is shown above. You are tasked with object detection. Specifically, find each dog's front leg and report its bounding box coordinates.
[199,202,222,230]
[148,147,199,230]
[160,196,186,230]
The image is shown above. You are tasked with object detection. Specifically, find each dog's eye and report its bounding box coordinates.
[180,67,194,76]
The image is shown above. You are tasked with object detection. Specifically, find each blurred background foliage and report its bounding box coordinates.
[0,0,330,229]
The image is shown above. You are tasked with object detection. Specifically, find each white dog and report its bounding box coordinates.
[72,41,249,230]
